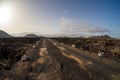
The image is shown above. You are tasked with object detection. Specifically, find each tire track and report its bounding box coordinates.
[46,39,93,80]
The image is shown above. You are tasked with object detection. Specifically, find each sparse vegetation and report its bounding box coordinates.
[52,37,120,59]
[0,37,120,80]
[0,38,41,70]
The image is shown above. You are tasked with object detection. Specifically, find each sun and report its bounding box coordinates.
[0,4,13,25]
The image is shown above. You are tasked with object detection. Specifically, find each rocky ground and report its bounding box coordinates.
[0,38,120,80]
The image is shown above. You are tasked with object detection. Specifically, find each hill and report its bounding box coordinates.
[0,30,12,38]
[24,34,38,37]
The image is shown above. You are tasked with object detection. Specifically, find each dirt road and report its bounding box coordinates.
[1,39,120,80]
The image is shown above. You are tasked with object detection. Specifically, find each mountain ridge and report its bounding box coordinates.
[0,30,12,38]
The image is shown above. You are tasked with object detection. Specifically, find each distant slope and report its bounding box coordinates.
[89,35,111,39]
[24,34,38,37]
[0,30,12,38]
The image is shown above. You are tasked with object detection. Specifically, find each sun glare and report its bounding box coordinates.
[0,4,13,25]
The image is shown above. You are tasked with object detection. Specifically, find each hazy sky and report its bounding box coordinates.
[0,0,120,37]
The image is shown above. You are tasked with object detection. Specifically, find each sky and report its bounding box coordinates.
[0,0,120,37]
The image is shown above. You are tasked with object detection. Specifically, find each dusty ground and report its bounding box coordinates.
[0,39,120,80]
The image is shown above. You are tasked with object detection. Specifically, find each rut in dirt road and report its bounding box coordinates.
[46,40,94,80]
[24,39,62,80]
[31,39,62,80]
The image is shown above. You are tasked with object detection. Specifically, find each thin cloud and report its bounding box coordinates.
[63,10,69,14]
[60,17,110,35]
